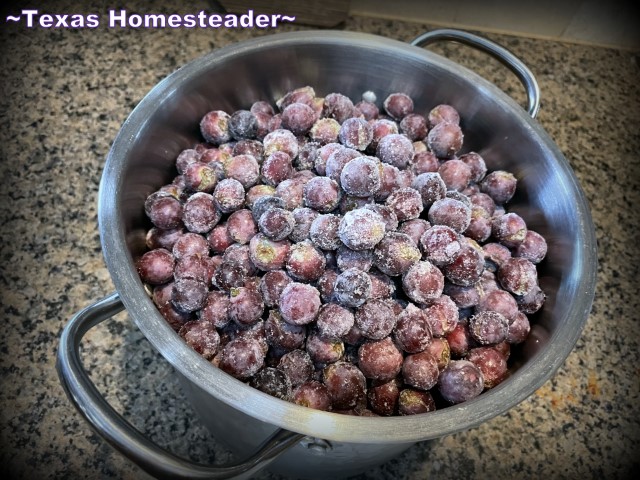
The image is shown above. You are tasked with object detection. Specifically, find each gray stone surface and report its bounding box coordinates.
[1,1,638,479]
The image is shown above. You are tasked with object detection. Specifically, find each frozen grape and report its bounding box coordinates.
[200,110,231,145]
[514,284,546,314]
[443,244,484,287]
[213,178,245,214]
[438,360,484,404]
[368,379,399,416]
[309,214,341,250]
[425,337,451,370]
[264,309,306,351]
[393,303,432,354]
[438,159,472,192]
[492,212,528,248]
[334,268,373,308]
[340,156,381,197]
[218,337,265,380]
[399,113,428,141]
[249,367,292,400]
[316,303,355,339]
[261,151,294,186]
[322,92,355,123]
[427,122,463,159]
[339,117,373,151]
[248,233,290,271]
[507,311,531,344]
[228,286,264,326]
[402,260,445,305]
[372,232,421,276]
[292,381,332,410]
[279,282,321,326]
[310,118,341,145]
[288,207,320,243]
[175,149,201,174]
[497,257,538,296]
[398,389,436,415]
[178,321,220,360]
[483,242,512,271]
[281,102,316,135]
[412,172,447,208]
[410,151,439,176]
[183,162,218,193]
[480,170,517,204]
[146,227,184,251]
[354,299,396,340]
[228,110,258,140]
[199,290,230,329]
[428,104,460,128]
[476,289,519,323]
[227,209,258,245]
[137,248,175,285]
[212,261,245,291]
[258,207,294,241]
[514,230,548,264]
[354,100,379,121]
[459,152,487,182]
[358,337,403,381]
[428,197,471,234]
[402,351,440,391]
[306,330,345,364]
[316,269,338,303]
[397,219,430,246]
[258,270,291,308]
[145,192,183,230]
[466,346,508,388]
[173,254,214,285]
[323,361,366,409]
[303,176,341,213]
[172,232,209,259]
[385,187,424,222]
[338,207,386,251]
[383,92,413,119]
[335,245,373,272]
[468,311,509,346]
[278,350,314,387]
[464,205,493,243]
[376,133,414,169]
[172,278,208,313]
[286,240,326,282]
[224,154,260,189]
[420,225,462,266]
[274,178,304,210]
[423,295,458,337]
[263,129,299,159]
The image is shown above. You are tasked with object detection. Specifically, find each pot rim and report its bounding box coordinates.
[98,30,597,444]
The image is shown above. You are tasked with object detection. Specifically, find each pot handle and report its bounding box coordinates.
[56,292,305,479]
[410,29,541,118]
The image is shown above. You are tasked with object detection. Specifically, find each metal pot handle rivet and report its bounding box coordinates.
[410,29,541,118]
[56,292,305,479]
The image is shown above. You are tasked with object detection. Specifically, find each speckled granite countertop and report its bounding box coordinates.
[1,0,638,479]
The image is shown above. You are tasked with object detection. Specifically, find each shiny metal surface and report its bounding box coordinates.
[410,29,541,118]
[90,30,595,477]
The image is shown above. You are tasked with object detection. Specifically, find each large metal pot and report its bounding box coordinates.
[57,30,597,479]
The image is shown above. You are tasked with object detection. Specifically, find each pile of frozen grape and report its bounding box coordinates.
[137,86,547,416]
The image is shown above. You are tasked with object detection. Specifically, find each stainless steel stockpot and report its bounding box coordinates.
[57,30,597,479]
